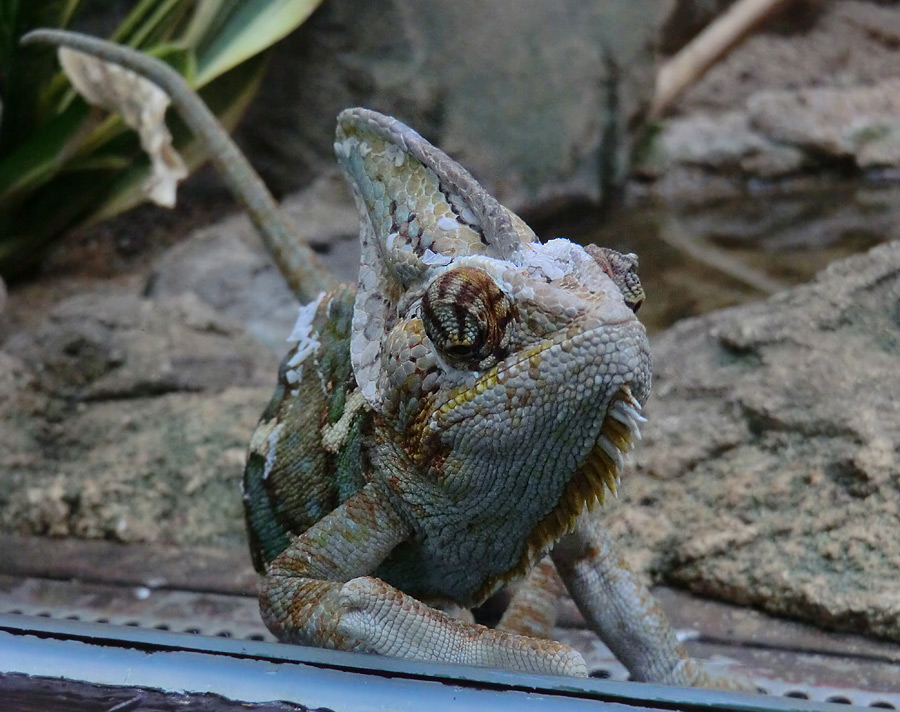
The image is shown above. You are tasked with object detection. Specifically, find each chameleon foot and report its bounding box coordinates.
[338,576,587,677]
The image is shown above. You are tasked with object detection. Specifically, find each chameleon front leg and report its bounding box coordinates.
[551,515,717,687]
[262,483,586,676]
[260,482,409,649]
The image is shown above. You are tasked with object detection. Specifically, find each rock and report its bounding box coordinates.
[148,171,360,355]
[676,1,900,115]
[637,111,809,179]
[0,352,47,471]
[748,81,900,170]
[0,386,264,546]
[0,173,363,549]
[239,0,673,209]
[639,79,900,198]
[638,1,900,197]
[0,289,277,547]
[603,240,900,640]
[148,220,300,355]
[5,291,272,399]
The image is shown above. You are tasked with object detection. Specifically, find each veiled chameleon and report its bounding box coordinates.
[242,109,724,685]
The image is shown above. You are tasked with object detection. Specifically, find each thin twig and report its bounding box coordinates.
[659,214,788,295]
[649,0,799,121]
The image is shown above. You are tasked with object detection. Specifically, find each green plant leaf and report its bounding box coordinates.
[117,0,194,49]
[1,0,320,278]
[0,0,82,147]
[188,0,323,86]
[0,100,89,209]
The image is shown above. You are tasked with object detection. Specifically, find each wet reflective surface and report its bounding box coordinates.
[546,180,900,333]
[1,612,864,712]
[1,673,308,712]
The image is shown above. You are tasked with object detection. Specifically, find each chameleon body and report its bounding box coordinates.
[19,30,734,687]
[243,109,716,684]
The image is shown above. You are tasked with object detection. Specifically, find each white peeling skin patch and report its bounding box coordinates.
[288,291,326,344]
[333,136,358,160]
[518,239,584,281]
[247,418,280,487]
[284,292,325,385]
[285,346,312,386]
[437,216,458,232]
[384,142,405,167]
[422,249,452,266]
[263,423,285,480]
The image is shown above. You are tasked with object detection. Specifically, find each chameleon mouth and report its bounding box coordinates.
[579,385,646,506]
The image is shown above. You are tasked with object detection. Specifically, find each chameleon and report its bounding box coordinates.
[23,30,740,688]
[240,109,713,684]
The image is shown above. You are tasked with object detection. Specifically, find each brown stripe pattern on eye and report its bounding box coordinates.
[422,266,516,371]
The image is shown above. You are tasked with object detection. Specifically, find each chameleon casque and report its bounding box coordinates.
[22,30,737,688]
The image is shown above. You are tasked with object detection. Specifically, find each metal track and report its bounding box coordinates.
[0,535,898,709]
[0,613,868,712]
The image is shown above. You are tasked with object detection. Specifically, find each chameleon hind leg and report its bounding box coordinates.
[261,483,586,676]
[497,557,565,640]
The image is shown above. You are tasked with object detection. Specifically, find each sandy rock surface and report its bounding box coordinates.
[640,1,900,198]
[0,288,277,547]
[604,240,900,640]
[0,169,364,550]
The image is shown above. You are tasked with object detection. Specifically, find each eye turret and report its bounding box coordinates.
[585,245,645,313]
[422,266,516,371]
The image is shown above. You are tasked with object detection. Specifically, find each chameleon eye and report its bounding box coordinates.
[422,266,516,371]
[585,245,645,312]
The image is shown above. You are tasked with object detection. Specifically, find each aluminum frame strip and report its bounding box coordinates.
[0,613,860,712]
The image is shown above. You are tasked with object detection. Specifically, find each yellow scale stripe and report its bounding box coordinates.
[437,343,549,416]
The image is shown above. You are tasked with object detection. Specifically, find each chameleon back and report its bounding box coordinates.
[242,285,365,572]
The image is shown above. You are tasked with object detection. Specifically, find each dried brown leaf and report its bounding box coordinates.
[59,47,188,207]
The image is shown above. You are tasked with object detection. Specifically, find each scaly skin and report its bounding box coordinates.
[23,31,744,687]
[244,109,721,685]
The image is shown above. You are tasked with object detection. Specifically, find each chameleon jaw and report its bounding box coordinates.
[547,385,646,541]
[472,385,646,603]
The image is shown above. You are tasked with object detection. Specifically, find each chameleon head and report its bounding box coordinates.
[336,109,650,583]
[395,239,650,514]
